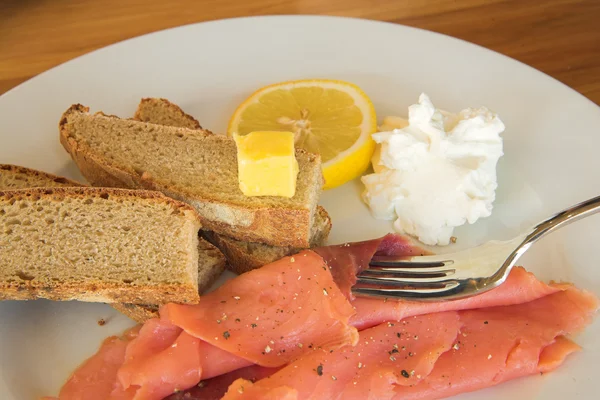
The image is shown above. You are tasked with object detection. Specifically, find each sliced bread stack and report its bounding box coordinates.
[59,99,331,273]
[60,103,323,247]
[132,98,332,273]
[0,165,226,322]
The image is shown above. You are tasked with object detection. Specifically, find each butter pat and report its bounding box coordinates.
[233,131,299,197]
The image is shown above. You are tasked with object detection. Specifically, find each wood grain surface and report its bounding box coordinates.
[1,0,599,104]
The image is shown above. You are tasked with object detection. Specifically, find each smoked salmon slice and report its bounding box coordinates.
[350,267,566,330]
[220,312,462,400]
[196,340,255,380]
[121,330,202,400]
[55,250,358,400]
[312,233,568,330]
[314,233,429,300]
[57,335,136,400]
[166,365,282,400]
[219,287,597,400]
[393,287,598,399]
[160,250,358,367]
[117,318,252,399]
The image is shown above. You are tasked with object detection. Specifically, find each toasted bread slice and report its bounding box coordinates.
[0,187,201,304]
[133,98,203,130]
[59,105,323,248]
[203,205,331,274]
[0,164,226,321]
[133,98,333,274]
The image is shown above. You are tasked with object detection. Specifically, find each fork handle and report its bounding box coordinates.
[526,194,600,243]
[496,194,600,281]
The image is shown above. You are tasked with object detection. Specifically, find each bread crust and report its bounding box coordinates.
[133,98,203,130]
[0,164,85,187]
[110,303,160,324]
[201,231,268,274]
[0,281,198,304]
[0,187,202,305]
[203,206,332,274]
[0,186,200,219]
[59,105,318,247]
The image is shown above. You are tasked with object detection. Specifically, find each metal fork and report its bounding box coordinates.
[353,195,600,301]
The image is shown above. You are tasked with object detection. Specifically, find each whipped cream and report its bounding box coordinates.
[361,94,505,245]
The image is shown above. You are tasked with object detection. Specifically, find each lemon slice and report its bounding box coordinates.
[228,79,377,189]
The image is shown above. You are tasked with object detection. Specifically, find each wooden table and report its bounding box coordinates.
[1,0,599,104]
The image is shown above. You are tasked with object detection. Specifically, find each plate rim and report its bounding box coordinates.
[1,15,598,112]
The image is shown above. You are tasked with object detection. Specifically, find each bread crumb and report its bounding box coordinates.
[97,318,106,326]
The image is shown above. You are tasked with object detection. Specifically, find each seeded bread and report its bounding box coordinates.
[0,187,202,304]
[203,205,331,274]
[59,105,323,248]
[133,98,203,130]
[0,164,226,321]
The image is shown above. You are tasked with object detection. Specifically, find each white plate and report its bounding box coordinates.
[1,15,599,400]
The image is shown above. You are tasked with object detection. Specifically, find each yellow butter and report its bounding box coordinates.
[233,131,299,197]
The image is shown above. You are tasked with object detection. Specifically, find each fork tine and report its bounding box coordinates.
[357,273,455,284]
[367,265,455,274]
[356,276,459,287]
[370,255,453,268]
[352,284,460,300]
[362,267,455,278]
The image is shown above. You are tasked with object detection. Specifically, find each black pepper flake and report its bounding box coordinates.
[220,300,227,304]
[235,318,241,323]
[396,333,401,338]
[388,348,399,355]
[316,364,324,376]
[408,352,414,357]
[484,321,488,325]
[401,370,410,378]
[251,324,257,328]
[223,331,230,340]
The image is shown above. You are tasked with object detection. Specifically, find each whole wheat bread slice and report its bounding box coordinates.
[134,98,332,274]
[0,164,226,321]
[59,105,323,248]
[0,187,201,304]
[202,205,331,274]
